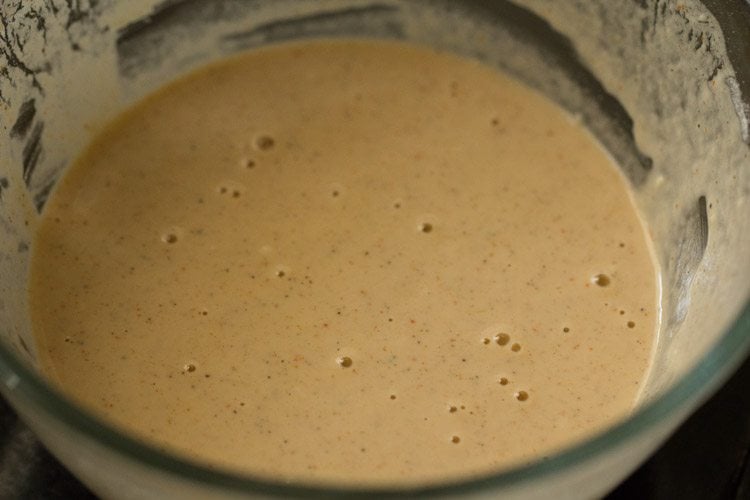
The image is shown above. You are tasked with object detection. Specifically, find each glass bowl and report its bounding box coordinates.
[1,1,748,498]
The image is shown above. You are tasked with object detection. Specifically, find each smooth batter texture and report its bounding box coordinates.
[30,40,659,486]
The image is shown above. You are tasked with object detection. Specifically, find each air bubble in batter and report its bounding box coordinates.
[253,134,275,151]
[593,274,611,287]
[162,233,178,244]
[495,333,510,346]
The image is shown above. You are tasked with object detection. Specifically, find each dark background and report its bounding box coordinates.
[1,354,749,499]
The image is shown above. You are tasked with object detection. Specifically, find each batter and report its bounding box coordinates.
[29,40,659,486]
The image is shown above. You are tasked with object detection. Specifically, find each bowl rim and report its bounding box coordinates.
[1,300,748,496]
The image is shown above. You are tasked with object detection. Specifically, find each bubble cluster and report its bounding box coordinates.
[218,184,243,198]
[498,377,529,403]
[484,331,521,352]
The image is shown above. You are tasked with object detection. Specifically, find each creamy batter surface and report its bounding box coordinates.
[30,40,659,486]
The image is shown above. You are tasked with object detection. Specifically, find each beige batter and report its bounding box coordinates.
[29,40,659,486]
